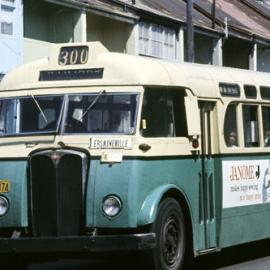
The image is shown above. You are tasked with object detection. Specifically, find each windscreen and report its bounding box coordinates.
[64,93,138,134]
[0,92,139,136]
[0,95,64,136]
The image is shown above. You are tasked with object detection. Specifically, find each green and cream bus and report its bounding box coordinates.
[1,42,270,270]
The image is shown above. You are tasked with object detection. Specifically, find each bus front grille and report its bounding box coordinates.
[29,149,88,237]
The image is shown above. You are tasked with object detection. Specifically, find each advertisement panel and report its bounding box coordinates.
[223,160,270,208]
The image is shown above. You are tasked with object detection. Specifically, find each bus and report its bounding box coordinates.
[1,42,270,270]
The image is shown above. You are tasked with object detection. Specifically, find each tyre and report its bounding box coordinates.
[151,198,186,270]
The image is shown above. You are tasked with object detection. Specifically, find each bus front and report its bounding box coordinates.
[0,43,157,266]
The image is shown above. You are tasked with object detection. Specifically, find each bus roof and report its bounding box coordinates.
[1,42,270,99]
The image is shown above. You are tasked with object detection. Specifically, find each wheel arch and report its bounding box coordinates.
[137,184,194,231]
[137,184,195,255]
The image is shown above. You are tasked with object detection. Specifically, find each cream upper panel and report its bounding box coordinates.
[2,42,270,100]
[0,135,193,158]
[0,85,143,98]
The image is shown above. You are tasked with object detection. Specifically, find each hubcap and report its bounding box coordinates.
[162,216,181,267]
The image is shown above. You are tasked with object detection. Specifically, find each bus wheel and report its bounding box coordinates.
[151,198,186,270]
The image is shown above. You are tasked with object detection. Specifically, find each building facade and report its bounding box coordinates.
[2,0,270,80]
[0,0,23,79]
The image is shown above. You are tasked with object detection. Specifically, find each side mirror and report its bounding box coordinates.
[184,96,201,137]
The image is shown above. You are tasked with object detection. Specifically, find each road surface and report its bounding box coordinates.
[27,239,270,270]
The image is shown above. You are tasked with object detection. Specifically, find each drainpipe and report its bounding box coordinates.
[212,0,216,29]
[187,0,194,62]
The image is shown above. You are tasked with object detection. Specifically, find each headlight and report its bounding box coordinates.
[0,196,9,216]
[102,195,122,217]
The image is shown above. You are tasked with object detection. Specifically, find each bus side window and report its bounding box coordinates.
[140,89,187,138]
[262,106,270,147]
[243,105,259,147]
[0,99,17,135]
[224,104,238,147]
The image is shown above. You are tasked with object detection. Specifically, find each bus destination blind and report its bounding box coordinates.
[39,68,104,81]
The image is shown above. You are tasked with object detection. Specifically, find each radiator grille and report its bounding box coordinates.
[30,150,87,237]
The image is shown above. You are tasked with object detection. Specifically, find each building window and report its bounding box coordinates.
[0,1,15,36]
[139,22,176,61]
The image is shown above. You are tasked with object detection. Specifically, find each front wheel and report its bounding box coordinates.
[151,198,186,270]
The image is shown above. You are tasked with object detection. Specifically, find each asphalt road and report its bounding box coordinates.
[27,239,270,270]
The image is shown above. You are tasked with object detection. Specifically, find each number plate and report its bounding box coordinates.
[0,180,10,193]
[59,46,89,66]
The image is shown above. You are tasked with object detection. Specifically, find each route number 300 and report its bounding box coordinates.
[58,46,89,66]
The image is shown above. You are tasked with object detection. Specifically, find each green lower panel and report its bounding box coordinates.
[85,156,213,253]
[0,160,28,227]
[221,204,270,247]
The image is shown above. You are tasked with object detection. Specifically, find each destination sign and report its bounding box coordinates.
[39,68,104,81]
[59,46,89,65]
[90,138,132,149]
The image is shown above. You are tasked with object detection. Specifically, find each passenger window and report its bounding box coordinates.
[140,89,187,137]
[224,104,238,147]
[262,106,270,147]
[260,86,270,100]
[243,105,259,147]
[244,85,257,99]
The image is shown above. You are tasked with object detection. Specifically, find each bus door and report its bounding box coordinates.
[198,101,217,251]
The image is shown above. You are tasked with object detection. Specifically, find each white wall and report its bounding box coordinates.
[87,13,131,53]
[23,0,85,63]
[0,0,23,74]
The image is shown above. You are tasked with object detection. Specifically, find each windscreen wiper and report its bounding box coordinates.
[78,90,106,121]
[31,94,48,124]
